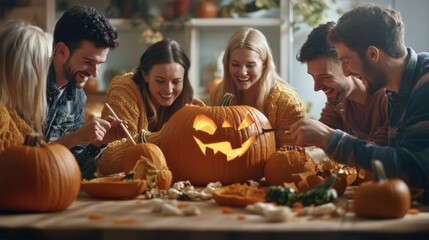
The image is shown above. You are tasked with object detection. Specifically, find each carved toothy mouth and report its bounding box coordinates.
[193,135,256,161]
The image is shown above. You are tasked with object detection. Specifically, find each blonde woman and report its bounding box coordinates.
[0,20,53,152]
[211,27,306,148]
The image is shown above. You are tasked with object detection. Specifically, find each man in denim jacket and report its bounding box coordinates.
[44,5,126,179]
[289,4,429,203]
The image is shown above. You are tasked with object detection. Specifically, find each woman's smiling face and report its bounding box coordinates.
[144,62,185,107]
[229,48,264,91]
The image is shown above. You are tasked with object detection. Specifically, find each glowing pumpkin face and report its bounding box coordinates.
[193,113,256,161]
[156,105,276,186]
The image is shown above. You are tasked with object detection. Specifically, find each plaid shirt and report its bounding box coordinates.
[44,64,104,179]
[326,48,429,203]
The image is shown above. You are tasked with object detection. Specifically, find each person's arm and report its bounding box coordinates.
[96,75,149,176]
[101,75,143,136]
[326,84,429,189]
[269,83,306,147]
[71,116,126,179]
[52,91,126,179]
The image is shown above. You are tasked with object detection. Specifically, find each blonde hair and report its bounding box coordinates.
[0,21,53,134]
[213,27,283,113]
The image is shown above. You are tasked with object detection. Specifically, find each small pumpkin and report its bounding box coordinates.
[0,133,81,212]
[296,173,325,192]
[195,0,218,18]
[264,147,315,186]
[353,160,411,219]
[123,143,172,190]
[151,94,276,186]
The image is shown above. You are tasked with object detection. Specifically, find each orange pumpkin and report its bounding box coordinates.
[123,143,172,190]
[195,0,218,18]
[264,147,315,186]
[81,175,147,200]
[0,133,81,212]
[353,160,411,219]
[296,174,326,192]
[153,103,276,186]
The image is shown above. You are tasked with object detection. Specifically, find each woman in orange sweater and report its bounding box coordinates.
[96,39,203,176]
[211,27,306,148]
[0,21,52,152]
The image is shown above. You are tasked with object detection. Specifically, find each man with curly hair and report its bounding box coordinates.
[44,5,125,179]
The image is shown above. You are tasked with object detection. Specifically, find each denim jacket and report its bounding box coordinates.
[44,64,105,179]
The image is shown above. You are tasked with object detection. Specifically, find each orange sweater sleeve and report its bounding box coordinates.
[265,82,306,148]
[97,73,149,176]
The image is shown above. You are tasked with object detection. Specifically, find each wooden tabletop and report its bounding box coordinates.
[1,190,429,240]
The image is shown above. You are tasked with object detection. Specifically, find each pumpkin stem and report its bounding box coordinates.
[24,132,41,147]
[122,171,135,181]
[219,93,234,106]
[371,160,388,183]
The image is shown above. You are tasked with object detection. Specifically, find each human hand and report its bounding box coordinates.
[56,116,128,148]
[97,115,129,145]
[289,118,335,149]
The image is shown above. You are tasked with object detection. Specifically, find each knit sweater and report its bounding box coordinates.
[97,73,147,175]
[0,105,34,152]
[264,81,306,147]
[97,76,306,175]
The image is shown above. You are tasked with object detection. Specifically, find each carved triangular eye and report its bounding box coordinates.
[238,114,255,130]
[193,114,217,135]
[222,118,233,128]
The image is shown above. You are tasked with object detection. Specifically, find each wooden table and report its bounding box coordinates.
[1,191,429,240]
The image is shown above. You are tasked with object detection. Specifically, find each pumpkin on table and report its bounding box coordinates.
[151,94,276,186]
[264,147,315,186]
[353,160,411,219]
[0,133,81,212]
[123,143,172,190]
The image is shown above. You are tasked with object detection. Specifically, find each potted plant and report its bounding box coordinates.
[220,0,280,18]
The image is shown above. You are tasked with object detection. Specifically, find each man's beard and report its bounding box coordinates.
[329,87,349,105]
[63,60,89,89]
[362,58,386,95]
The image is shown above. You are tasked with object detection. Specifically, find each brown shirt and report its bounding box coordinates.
[319,89,388,146]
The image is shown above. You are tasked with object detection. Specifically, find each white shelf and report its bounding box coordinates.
[186,18,282,27]
[186,1,291,100]
[108,17,283,31]
[108,19,147,30]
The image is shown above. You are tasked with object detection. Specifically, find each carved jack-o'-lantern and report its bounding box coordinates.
[156,104,276,186]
